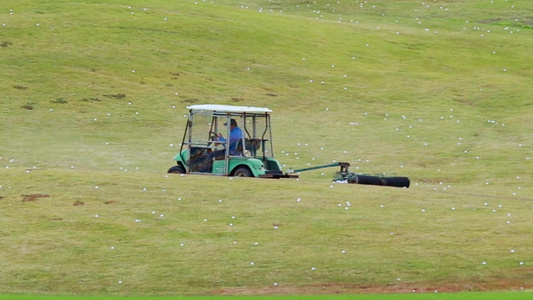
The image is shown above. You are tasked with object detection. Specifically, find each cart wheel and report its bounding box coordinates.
[233,166,253,177]
[167,165,186,174]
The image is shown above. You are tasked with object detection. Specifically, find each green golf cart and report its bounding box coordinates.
[168,104,296,178]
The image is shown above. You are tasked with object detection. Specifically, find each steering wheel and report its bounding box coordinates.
[209,131,219,142]
[203,131,221,153]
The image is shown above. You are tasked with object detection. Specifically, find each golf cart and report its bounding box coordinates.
[168,104,296,178]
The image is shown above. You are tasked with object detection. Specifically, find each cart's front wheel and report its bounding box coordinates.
[232,166,253,177]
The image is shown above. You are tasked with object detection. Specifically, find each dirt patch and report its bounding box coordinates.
[73,200,84,206]
[103,93,126,99]
[22,194,50,202]
[104,200,117,204]
[82,97,101,102]
[211,280,532,295]
[21,103,34,110]
[51,98,68,104]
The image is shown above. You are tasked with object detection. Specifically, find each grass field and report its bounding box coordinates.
[1,291,533,300]
[0,0,531,298]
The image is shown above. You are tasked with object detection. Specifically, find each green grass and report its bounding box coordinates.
[1,292,533,300]
[0,292,532,300]
[0,0,532,297]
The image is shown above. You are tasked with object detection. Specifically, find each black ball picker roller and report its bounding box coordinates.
[289,162,410,188]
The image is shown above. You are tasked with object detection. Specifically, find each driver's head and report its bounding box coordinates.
[225,119,237,128]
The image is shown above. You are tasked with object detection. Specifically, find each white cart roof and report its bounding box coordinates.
[187,104,272,114]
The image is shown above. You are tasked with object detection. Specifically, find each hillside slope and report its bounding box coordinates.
[0,0,532,296]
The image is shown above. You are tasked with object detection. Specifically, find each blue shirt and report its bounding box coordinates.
[219,126,243,155]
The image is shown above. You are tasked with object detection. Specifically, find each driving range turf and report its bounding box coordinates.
[0,291,532,300]
[0,0,531,299]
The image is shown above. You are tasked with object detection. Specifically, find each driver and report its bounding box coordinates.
[216,118,243,156]
[206,118,243,164]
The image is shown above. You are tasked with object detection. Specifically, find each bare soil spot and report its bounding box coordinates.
[73,200,84,206]
[103,93,126,99]
[104,200,117,204]
[22,194,50,202]
[211,280,532,295]
[51,98,68,104]
[82,97,101,102]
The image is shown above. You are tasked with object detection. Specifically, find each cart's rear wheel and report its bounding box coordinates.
[167,165,186,174]
[233,166,253,177]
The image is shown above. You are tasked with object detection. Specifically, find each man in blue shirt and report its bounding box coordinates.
[199,118,243,172]
[216,118,243,156]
